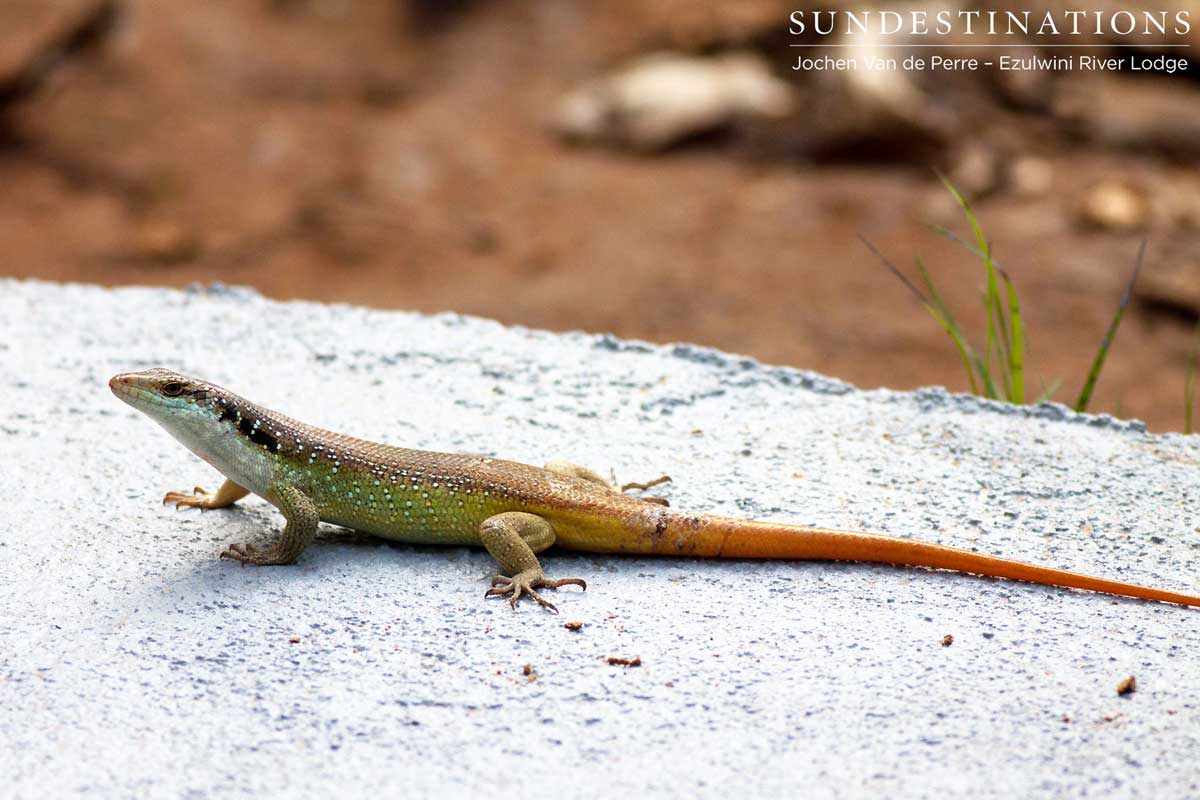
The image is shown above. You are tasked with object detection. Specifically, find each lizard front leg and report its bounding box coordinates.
[479,511,586,612]
[164,478,250,510]
[220,483,317,566]
[542,460,672,506]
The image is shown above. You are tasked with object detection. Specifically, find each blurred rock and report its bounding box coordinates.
[1139,255,1200,316]
[835,24,960,139]
[1054,76,1200,155]
[772,2,965,157]
[947,143,1001,198]
[1076,172,1200,235]
[919,186,966,226]
[1077,180,1150,232]
[1007,156,1053,199]
[551,51,793,152]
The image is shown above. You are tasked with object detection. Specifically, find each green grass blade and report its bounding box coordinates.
[1001,270,1025,404]
[923,304,981,396]
[859,235,929,304]
[929,224,994,263]
[938,179,1005,333]
[971,352,1000,399]
[936,177,986,261]
[981,241,1014,401]
[915,256,960,332]
[1034,377,1062,404]
[915,256,993,397]
[1074,240,1146,413]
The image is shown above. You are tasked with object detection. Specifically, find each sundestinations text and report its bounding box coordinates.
[788,9,1191,36]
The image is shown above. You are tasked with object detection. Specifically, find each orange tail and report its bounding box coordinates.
[653,515,1200,607]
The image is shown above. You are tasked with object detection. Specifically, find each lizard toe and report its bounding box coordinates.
[220,542,298,567]
[220,542,258,565]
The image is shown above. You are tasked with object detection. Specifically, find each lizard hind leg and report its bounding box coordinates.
[542,460,672,506]
[479,511,586,613]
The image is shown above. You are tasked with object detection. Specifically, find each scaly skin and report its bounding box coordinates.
[110,368,1200,611]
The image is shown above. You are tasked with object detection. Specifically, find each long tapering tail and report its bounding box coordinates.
[652,515,1200,607]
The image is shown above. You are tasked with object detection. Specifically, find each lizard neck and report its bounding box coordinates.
[152,392,298,498]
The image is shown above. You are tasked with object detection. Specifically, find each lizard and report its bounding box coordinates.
[109,368,1200,612]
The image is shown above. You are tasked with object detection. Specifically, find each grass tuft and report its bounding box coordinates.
[869,176,1146,417]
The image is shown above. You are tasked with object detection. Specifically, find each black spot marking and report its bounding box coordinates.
[679,516,705,555]
[216,400,238,423]
[646,510,670,552]
[238,417,254,436]
[249,427,278,450]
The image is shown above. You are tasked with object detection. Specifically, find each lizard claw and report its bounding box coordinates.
[485,570,586,613]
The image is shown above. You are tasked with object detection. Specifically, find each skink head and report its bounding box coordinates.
[111,368,278,486]
[110,368,243,432]
[111,368,206,409]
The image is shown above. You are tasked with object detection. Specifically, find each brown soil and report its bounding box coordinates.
[3,1,1197,431]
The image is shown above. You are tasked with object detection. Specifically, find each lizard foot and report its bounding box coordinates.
[620,475,672,506]
[620,475,672,492]
[219,542,295,566]
[164,486,216,510]
[485,569,586,613]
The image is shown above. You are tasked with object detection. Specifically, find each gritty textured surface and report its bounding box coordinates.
[2,279,1199,799]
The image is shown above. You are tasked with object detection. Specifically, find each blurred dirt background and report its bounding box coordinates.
[2,0,1199,430]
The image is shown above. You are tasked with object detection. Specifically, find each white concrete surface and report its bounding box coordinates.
[2,279,1198,799]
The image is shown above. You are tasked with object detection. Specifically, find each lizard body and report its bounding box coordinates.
[110,368,1200,611]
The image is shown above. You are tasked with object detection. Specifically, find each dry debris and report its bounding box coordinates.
[1078,181,1150,232]
[551,51,792,151]
[607,656,642,667]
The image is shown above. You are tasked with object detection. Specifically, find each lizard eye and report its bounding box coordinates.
[161,382,185,397]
